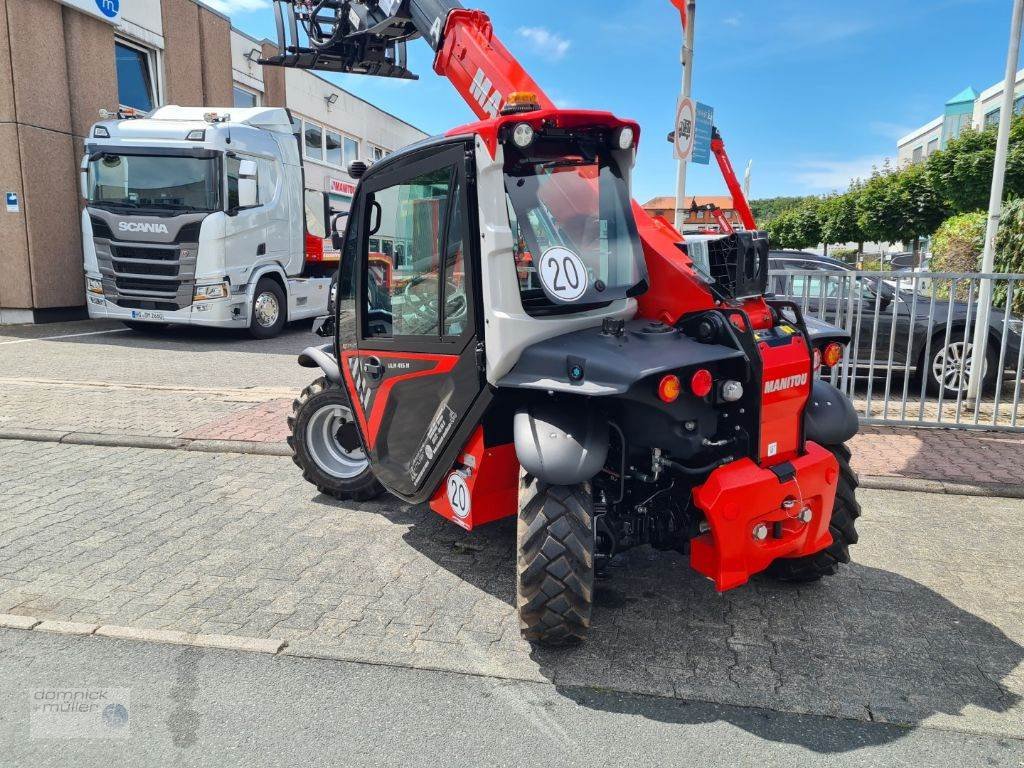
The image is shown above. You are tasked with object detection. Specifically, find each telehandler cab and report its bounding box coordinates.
[269,0,862,645]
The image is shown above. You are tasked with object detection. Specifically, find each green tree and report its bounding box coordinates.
[926,112,1024,213]
[931,211,986,272]
[818,192,862,258]
[750,196,813,225]
[856,164,903,244]
[994,198,1024,316]
[856,163,946,255]
[766,200,822,251]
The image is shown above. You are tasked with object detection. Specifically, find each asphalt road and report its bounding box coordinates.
[0,319,319,390]
[1,629,1020,768]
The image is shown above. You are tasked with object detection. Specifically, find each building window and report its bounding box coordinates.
[927,138,939,156]
[325,130,343,167]
[304,122,323,161]
[912,146,924,163]
[371,146,386,162]
[115,40,157,112]
[344,136,360,168]
[985,108,1001,129]
[233,86,260,109]
[1016,94,1024,115]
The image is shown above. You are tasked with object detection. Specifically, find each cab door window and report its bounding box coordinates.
[364,166,454,339]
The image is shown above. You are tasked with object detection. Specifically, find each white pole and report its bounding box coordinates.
[674,0,696,232]
[968,0,1024,401]
[743,160,753,200]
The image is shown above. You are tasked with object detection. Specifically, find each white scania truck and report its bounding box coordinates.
[80,106,335,338]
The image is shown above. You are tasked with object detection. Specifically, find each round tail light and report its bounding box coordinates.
[822,342,844,368]
[690,369,713,398]
[658,375,682,403]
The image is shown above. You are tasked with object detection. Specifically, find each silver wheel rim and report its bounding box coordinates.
[254,291,280,328]
[932,341,986,393]
[305,403,368,480]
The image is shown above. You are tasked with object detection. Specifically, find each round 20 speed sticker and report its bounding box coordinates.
[446,472,471,520]
[539,247,588,302]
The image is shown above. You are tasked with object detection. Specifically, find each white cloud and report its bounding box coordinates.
[200,0,268,14]
[723,14,742,27]
[517,27,572,62]
[792,155,891,193]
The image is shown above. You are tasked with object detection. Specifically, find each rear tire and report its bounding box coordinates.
[764,444,861,583]
[516,476,595,646]
[287,377,385,501]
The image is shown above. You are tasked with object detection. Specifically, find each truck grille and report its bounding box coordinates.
[94,240,198,311]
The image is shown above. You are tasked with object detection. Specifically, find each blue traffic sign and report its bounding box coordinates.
[692,102,714,165]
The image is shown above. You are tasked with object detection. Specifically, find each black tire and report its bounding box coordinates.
[764,444,861,583]
[920,332,999,397]
[122,321,169,332]
[287,377,385,501]
[249,277,287,339]
[517,477,595,646]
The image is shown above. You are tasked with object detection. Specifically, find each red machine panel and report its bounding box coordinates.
[756,329,813,465]
[429,427,519,531]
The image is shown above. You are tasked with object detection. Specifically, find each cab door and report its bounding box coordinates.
[341,142,487,502]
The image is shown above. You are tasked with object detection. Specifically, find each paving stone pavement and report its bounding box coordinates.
[0,439,1021,739]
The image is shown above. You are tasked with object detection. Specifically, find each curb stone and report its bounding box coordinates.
[860,475,1024,500]
[0,613,41,630]
[95,625,286,654]
[35,620,99,635]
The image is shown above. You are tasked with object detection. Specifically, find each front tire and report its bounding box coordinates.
[249,277,287,339]
[764,444,861,582]
[287,377,384,501]
[517,477,595,646]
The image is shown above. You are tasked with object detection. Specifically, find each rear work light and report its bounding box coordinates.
[658,375,681,403]
[690,369,714,398]
[822,342,844,368]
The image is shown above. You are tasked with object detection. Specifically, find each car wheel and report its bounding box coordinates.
[922,334,999,397]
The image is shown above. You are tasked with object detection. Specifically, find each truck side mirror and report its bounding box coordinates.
[237,159,258,209]
[79,154,89,199]
[330,211,349,251]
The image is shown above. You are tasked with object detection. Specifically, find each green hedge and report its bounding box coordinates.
[994,198,1024,315]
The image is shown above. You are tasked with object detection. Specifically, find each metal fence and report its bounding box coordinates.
[770,269,1024,431]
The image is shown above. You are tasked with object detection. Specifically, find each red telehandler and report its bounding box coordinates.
[264,0,862,646]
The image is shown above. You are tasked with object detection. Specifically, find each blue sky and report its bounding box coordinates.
[218,0,1022,201]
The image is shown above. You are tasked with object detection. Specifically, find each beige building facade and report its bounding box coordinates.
[0,0,425,323]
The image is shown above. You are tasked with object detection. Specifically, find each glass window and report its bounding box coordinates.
[325,131,343,166]
[232,86,259,108]
[364,166,453,338]
[441,179,468,336]
[115,42,155,112]
[985,109,1001,129]
[344,137,360,168]
[1015,94,1024,115]
[304,123,323,161]
[912,146,924,163]
[372,146,386,162]
[927,138,939,156]
[88,154,219,212]
[226,155,265,210]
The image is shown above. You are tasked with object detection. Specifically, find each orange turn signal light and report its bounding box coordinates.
[690,369,714,398]
[658,375,682,403]
[822,342,844,368]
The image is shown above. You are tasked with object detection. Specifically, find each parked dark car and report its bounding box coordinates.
[769,251,1024,397]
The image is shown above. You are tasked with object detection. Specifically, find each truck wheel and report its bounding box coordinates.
[517,476,595,646]
[249,277,286,339]
[764,444,861,583]
[287,377,385,501]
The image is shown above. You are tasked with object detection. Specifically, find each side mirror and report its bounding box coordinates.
[304,190,328,239]
[79,154,89,199]
[237,159,258,209]
[330,211,349,251]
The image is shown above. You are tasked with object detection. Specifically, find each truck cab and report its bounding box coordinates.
[81,106,333,338]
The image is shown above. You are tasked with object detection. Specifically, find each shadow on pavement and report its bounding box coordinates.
[396,511,1024,753]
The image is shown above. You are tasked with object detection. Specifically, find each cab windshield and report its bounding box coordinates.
[505,142,645,316]
[87,153,221,213]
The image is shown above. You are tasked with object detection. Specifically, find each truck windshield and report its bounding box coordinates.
[505,145,645,315]
[87,154,220,212]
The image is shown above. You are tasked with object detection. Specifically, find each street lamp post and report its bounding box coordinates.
[967,0,1024,402]
[673,0,696,233]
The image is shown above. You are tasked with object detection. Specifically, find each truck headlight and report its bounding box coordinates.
[86,277,103,295]
[194,282,229,301]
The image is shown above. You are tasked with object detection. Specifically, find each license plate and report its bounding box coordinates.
[130,310,166,321]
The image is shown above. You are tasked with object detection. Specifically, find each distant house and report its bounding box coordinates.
[642,196,742,234]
